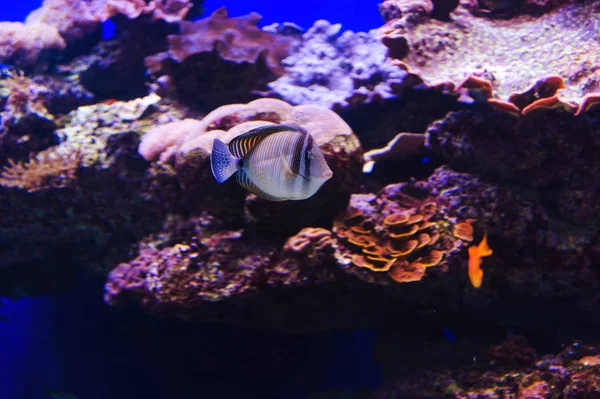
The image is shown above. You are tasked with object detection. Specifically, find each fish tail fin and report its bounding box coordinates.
[211,139,239,183]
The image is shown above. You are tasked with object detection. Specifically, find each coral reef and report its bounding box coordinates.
[104,216,339,307]
[0,94,175,297]
[76,21,178,100]
[377,0,600,106]
[100,161,599,329]
[0,0,599,388]
[0,71,55,135]
[145,7,292,108]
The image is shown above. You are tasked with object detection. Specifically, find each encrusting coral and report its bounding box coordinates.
[103,214,340,322]
[376,0,600,108]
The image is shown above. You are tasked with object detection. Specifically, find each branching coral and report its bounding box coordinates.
[266,20,414,110]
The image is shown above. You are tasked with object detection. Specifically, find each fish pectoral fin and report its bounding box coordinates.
[236,170,286,202]
[279,148,298,181]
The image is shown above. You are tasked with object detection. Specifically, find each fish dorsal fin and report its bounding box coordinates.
[236,169,286,202]
[229,124,305,159]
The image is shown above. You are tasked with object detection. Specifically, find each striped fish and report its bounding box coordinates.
[210,124,333,201]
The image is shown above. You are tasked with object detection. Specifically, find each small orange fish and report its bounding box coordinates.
[468,233,493,288]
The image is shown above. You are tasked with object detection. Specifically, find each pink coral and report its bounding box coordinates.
[26,0,195,43]
[0,22,66,67]
[138,118,203,162]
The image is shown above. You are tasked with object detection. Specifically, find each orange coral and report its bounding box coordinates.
[521,95,578,116]
[284,228,333,253]
[333,188,474,284]
[575,93,600,116]
[453,221,474,242]
[508,75,565,110]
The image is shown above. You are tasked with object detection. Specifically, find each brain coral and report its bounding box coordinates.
[377,0,600,106]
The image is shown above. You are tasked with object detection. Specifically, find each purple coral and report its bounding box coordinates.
[267,20,412,110]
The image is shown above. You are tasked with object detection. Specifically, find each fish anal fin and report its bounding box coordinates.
[236,170,286,202]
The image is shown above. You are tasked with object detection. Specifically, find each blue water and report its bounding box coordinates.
[4,0,382,32]
[0,279,380,399]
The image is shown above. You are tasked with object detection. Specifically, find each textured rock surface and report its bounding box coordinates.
[426,108,600,227]
[0,0,598,374]
[377,0,600,105]
[373,341,600,399]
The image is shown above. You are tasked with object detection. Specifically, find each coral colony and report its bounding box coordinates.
[1,0,600,396]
